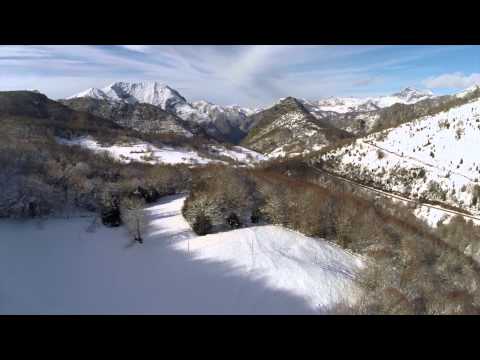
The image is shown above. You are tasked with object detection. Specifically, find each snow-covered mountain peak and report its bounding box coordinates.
[100,81,188,110]
[68,81,189,112]
[392,87,434,101]
[315,87,436,114]
[67,87,110,101]
[66,81,261,142]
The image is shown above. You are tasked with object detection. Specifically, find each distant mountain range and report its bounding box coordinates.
[65,81,442,144]
[312,87,435,114]
[67,81,260,143]
[64,81,480,158]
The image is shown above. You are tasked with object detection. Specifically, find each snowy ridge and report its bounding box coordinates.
[315,87,435,114]
[68,81,193,114]
[190,100,255,120]
[0,195,363,314]
[67,87,111,101]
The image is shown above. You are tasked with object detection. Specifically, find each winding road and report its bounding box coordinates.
[308,165,480,223]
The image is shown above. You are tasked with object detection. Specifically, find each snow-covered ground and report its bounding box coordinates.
[57,137,265,166]
[58,137,215,165]
[0,195,363,314]
[414,206,451,227]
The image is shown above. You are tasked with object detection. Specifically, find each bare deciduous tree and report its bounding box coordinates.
[121,197,147,244]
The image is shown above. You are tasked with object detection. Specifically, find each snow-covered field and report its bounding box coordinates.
[58,137,214,165]
[0,195,363,314]
[57,137,265,166]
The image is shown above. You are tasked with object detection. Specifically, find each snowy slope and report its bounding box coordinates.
[322,97,480,219]
[315,87,435,114]
[176,225,364,310]
[0,195,363,314]
[57,136,266,166]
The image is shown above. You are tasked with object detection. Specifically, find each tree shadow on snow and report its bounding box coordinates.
[0,195,333,315]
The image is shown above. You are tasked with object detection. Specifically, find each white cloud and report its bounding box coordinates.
[423,72,480,89]
[120,45,152,53]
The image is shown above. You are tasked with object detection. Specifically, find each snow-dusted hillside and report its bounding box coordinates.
[321,97,480,219]
[57,136,266,166]
[315,87,435,114]
[0,195,363,314]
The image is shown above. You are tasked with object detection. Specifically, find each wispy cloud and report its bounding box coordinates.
[0,45,478,106]
[423,72,480,89]
[119,45,153,53]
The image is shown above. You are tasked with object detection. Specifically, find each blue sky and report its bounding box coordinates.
[0,45,479,107]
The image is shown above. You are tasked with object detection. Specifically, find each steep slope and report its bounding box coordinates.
[242,97,353,158]
[61,97,206,138]
[0,194,363,314]
[318,96,480,219]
